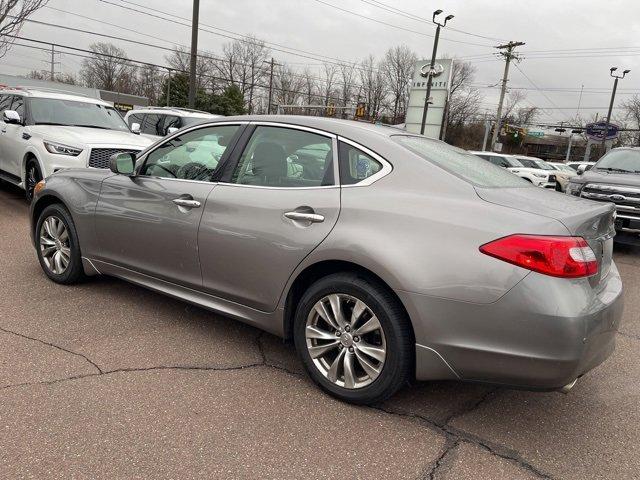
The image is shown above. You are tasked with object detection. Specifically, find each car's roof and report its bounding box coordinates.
[0,87,110,105]
[202,115,416,140]
[468,151,514,157]
[127,107,221,118]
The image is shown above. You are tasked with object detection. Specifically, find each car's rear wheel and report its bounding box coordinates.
[25,160,42,203]
[35,204,85,284]
[293,272,413,404]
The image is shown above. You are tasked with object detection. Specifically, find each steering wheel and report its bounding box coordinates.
[176,162,210,181]
[149,163,177,178]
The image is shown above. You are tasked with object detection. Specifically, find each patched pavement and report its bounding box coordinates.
[1,184,639,479]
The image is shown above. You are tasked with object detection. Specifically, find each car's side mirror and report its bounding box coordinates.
[109,152,136,175]
[167,126,179,135]
[577,164,587,175]
[130,122,141,134]
[3,110,21,124]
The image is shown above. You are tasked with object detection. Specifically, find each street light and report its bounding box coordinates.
[601,66,630,154]
[419,9,454,135]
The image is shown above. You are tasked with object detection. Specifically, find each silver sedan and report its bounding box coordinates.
[29,116,623,404]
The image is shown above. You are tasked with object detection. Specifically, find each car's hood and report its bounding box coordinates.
[571,169,640,187]
[28,125,153,149]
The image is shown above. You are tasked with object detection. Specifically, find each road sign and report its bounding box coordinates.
[527,130,544,137]
[585,122,619,141]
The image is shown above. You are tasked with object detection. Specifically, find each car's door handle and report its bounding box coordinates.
[284,211,325,223]
[172,198,201,208]
[1,128,6,133]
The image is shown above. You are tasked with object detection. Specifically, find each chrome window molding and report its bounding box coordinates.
[338,136,393,187]
[217,182,339,191]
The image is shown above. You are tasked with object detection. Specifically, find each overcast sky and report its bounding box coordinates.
[4,0,640,124]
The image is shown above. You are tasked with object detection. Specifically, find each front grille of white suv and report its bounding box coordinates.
[88,148,141,169]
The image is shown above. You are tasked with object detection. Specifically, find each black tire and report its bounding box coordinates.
[25,159,42,203]
[35,203,86,284]
[293,272,413,404]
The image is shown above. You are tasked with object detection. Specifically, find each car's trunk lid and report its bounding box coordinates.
[475,186,616,285]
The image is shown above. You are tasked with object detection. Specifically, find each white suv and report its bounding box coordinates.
[0,87,152,201]
[124,107,222,141]
[469,151,556,189]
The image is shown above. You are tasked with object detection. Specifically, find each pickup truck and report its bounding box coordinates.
[566,147,640,245]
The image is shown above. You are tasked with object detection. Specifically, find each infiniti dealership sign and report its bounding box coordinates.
[405,59,453,137]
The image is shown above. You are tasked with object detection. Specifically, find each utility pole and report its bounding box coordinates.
[601,67,630,155]
[166,68,172,107]
[50,45,55,81]
[267,57,275,114]
[420,9,454,135]
[490,41,525,151]
[188,0,200,108]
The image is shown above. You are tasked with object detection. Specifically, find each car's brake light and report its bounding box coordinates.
[479,235,598,278]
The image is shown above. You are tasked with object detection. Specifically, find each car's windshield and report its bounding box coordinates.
[29,98,130,132]
[517,158,554,170]
[394,136,528,188]
[594,149,640,173]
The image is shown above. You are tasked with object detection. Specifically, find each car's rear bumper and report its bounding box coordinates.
[399,261,624,389]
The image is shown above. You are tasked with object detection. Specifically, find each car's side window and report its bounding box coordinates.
[127,113,143,128]
[231,126,334,187]
[163,115,181,135]
[11,96,24,119]
[0,94,13,116]
[141,113,163,136]
[338,141,383,185]
[140,125,240,181]
[487,156,508,168]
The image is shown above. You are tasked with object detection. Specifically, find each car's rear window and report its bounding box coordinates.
[392,135,529,188]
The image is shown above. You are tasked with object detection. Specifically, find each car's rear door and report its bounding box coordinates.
[94,123,245,289]
[198,123,340,311]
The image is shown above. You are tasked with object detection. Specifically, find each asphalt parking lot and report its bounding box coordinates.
[1,183,639,480]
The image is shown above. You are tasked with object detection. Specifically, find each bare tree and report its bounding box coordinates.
[515,106,540,126]
[501,90,526,122]
[27,70,76,85]
[216,37,270,112]
[338,63,358,116]
[381,45,417,124]
[135,64,163,105]
[359,54,386,120]
[80,42,137,92]
[272,64,304,108]
[444,60,483,145]
[0,0,48,58]
[319,62,338,108]
[166,46,214,92]
[301,68,319,114]
[622,94,640,146]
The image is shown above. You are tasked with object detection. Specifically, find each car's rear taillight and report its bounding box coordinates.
[479,235,598,278]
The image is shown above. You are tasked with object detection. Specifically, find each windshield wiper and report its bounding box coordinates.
[71,124,111,129]
[35,122,68,126]
[595,167,634,174]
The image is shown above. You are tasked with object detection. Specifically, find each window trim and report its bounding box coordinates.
[338,136,392,187]
[218,121,340,190]
[135,121,249,183]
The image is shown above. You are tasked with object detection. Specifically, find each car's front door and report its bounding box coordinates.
[94,123,244,289]
[0,94,16,176]
[4,95,26,177]
[198,123,341,311]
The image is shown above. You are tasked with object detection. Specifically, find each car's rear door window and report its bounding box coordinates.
[338,142,383,185]
[230,126,334,187]
[141,113,163,136]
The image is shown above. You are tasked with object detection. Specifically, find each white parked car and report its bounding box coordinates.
[548,161,578,192]
[513,155,567,192]
[0,87,152,201]
[124,107,222,141]
[468,151,556,189]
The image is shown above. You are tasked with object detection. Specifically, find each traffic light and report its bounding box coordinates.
[355,103,366,118]
[326,104,335,116]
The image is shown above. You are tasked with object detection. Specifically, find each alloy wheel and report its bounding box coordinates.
[26,164,41,201]
[39,216,71,275]
[305,293,386,389]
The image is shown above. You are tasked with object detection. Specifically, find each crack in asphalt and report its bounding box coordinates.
[618,331,640,341]
[0,326,552,479]
[0,325,104,374]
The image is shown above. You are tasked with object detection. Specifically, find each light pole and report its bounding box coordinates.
[601,66,630,154]
[420,9,454,135]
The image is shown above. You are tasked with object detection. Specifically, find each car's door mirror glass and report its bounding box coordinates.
[110,152,136,175]
[3,109,21,124]
[130,122,141,134]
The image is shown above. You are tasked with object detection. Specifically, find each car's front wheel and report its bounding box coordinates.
[25,160,42,203]
[294,272,413,404]
[35,204,85,284]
